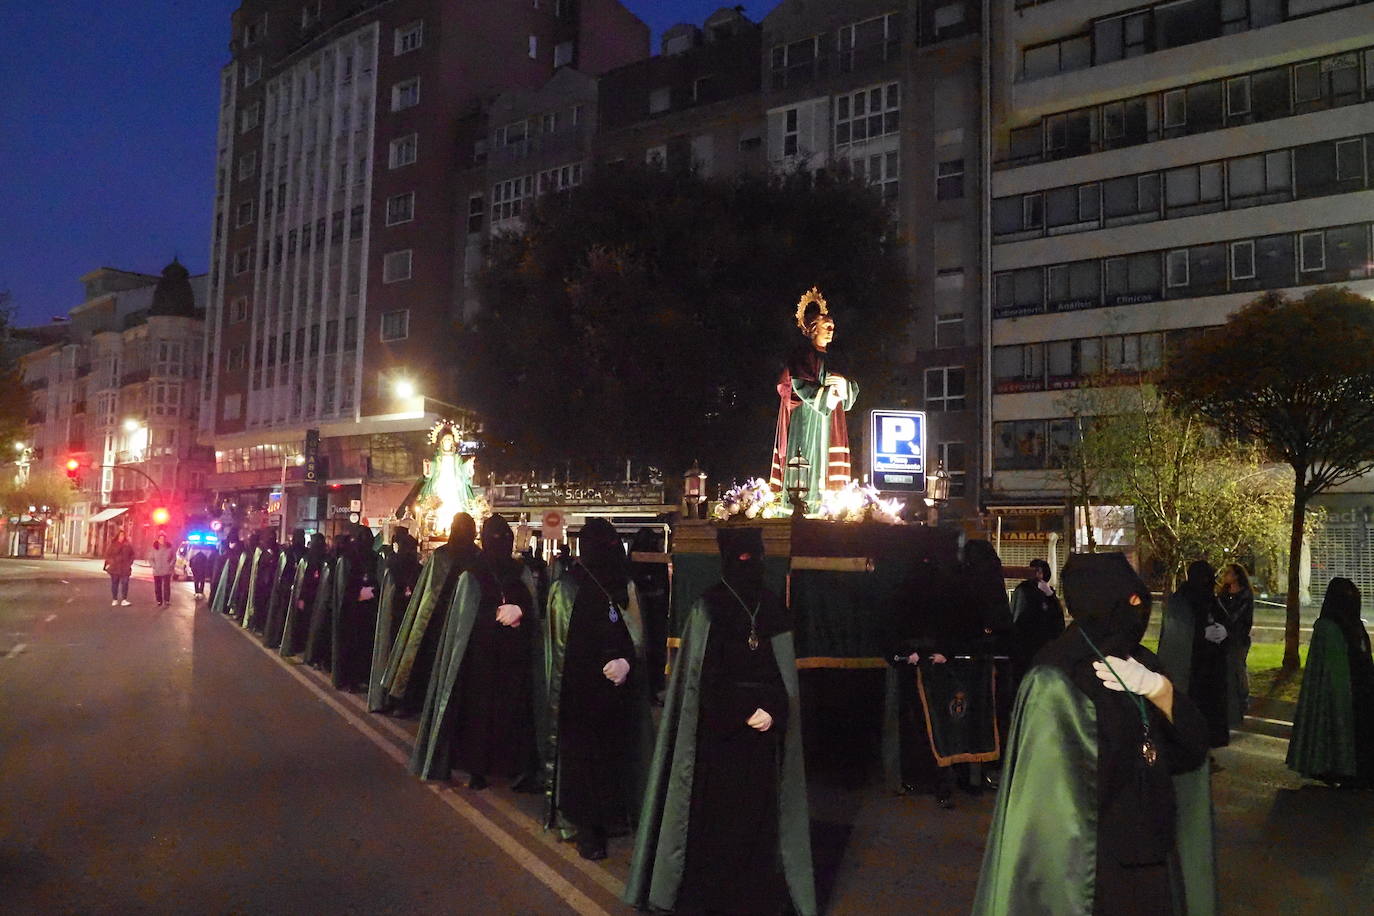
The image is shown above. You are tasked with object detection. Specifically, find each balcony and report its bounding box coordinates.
[120,369,150,386]
[488,124,595,166]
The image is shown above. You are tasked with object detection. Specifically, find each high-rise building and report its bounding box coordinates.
[202,0,648,533]
[16,263,210,556]
[986,0,1374,577]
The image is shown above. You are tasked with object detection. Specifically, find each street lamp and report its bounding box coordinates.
[683,461,707,519]
[122,418,143,433]
[923,462,951,526]
[393,378,479,428]
[393,378,417,400]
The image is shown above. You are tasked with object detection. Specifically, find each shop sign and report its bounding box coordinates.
[869,409,926,493]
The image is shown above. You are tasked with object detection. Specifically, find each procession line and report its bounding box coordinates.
[218,616,613,916]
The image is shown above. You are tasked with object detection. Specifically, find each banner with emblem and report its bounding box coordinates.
[915,658,1001,766]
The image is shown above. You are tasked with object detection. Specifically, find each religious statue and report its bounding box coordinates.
[416,420,476,538]
[769,288,859,514]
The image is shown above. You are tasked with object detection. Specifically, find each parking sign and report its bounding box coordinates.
[869,409,926,493]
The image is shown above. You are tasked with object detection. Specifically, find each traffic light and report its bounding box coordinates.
[151,507,171,526]
[65,458,80,480]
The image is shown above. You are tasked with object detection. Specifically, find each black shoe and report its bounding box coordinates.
[936,790,955,810]
[468,774,489,790]
[575,828,607,861]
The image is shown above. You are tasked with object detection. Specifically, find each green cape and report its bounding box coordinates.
[972,666,1216,915]
[243,548,285,632]
[260,551,296,647]
[209,549,240,616]
[1287,617,1358,780]
[623,599,816,916]
[542,575,655,836]
[381,546,466,700]
[329,552,379,689]
[224,552,252,619]
[302,560,337,668]
[410,565,543,780]
[278,557,314,657]
[369,557,417,712]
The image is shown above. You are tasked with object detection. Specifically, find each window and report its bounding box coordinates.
[467,194,484,234]
[1045,184,1099,231]
[391,78,420,111]
[1047,338,1102,381]
[243,57,262,87]
[390,133,418,168]
[537,162,583,193]
[554,40,574,68]
[541,112,558,134]
[1104,253,1162,304]
[301,1,322,28]
[1230,241,1256,280]
[222,393,242,420]
[383,249,413,283]
[1093,11,1150,64]
[240,102,260,133]
[994,421,1045,470]
[834,83,899,146]
[1166,249,1190,288]
[692,75,713,103]
[994,268,1045,317]
[1162,90,1187,128]
[491,175,533,222]
[225,346,247,371]
[933,4,966,40]
[385,192,415,225]
[1047,261,1101,310]
[229,297,249,323]
[1102,173,1160,223]
[770,35,824,89]
[925,367,966,412]
[937,442,967,497]
[349,205,364,237]
[851,150,900,202]
[528,35,538,60]
[1228,150,1293,205]
[935,312,964,348]
[1022,34,1090,80]
[1226,76,1251,117]
[993,344,1044,392]
[1164,162,1223,214]
[237,151,257,180]
[837,12,901,71]
[242,19,262,46]
[380,310,409,341]
[1299,231,1325,272]
[782,107,799,157]
[395,21,423,55]
[1022,193,1043,230]
[1335,138,1366,182]
[1043,109,1094,157]
[233,248,252,275]
[235,201,254,227]
[649,87,671,114]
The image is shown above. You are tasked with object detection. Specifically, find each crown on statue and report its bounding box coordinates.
[428,419,466,446]
[795,287,830,331]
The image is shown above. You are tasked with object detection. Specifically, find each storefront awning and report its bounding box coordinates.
[88,507,129,523]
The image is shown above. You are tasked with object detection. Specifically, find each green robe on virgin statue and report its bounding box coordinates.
[770,343,858,514]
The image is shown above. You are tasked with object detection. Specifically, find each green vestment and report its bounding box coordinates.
[369,555,419,712]
[302,560,336,668]
[381,545,469,701]
[209,548,241,616]
[972,666,1216,916]
[278,558,313,657]
[410,565,543,780]
[1287,617,1359,780]
[623,599,816,916]
[542,576,655,836]
[225,552,252,620]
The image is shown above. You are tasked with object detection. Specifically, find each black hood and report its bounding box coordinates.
[717,526,765,602]
[1060,552,1153,659]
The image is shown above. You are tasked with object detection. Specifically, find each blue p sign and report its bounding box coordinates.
[869,409,926,493]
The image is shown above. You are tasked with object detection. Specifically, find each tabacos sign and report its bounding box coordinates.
[869,409,926,494]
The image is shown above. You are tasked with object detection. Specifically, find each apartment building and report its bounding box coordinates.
[987,0,1374,577]
[762,0,988,524]
[16,263,210,556]
[202,0,648,533]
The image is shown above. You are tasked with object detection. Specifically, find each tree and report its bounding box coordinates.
[1161,287,1374,669]
[0,468,77,517]
[1058,383,1299,592]
[0,291,29,452]
[465,164,911,485]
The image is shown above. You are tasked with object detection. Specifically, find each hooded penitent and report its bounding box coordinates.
[1287,577,1374,785]
[410,514,541,784]
[625,526,816,915]
[1159,560,1231,747]
[383,512,482,711]
[974,552,1215,916]
[368,530,424,712]
[280,533,328,657]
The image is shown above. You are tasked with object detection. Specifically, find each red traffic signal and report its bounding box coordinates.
[150,507,171,526]
[65,458,81,479]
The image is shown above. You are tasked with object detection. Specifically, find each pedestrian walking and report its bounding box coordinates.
[148,531,176,607]
[1159,561,1232,747]
[103,530,135,606]
[1217,563,1255,728]
[974,552,1215,916]
[1287,577,1374,788]
[189,547,211,599]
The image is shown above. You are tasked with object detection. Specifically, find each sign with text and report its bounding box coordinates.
[303,428,320,482]
[870,409,926,493]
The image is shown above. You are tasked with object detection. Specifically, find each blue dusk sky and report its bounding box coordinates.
[0,1,772,327]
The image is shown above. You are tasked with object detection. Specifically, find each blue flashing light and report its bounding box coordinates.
[205,535,219,544]
[188,533,202,542]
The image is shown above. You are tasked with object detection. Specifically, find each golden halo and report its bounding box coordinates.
[428,419,461,446]
[795,287,829,331]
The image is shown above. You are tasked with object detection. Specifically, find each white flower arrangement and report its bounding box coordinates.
[819,480,906,525]
[711,478,784,521]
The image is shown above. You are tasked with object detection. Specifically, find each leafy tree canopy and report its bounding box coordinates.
[464,165,911,484]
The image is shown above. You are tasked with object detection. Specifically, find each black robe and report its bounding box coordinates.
[245,545,282,633]
[556,569,638,830]
[1010,578,1065,679]
[1176,585,1231,748]
[401,542,480,714]
[334,546,381,691]
[676,585,792,916]
[281,554,326,657]
[451,561,537,778]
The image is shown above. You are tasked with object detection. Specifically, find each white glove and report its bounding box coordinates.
[1037,580,1054,596]
[496,603,523,627]
[746,708,774,732]
[602,658,630,686]
[1204,623,1227,643]
[906,652,921,665]
[1093,655,1167,700]
[931,653,948,664]
[358,586,375,601]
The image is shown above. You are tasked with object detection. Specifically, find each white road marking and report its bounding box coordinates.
[221,617,611,916]
[5,644,28,658]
